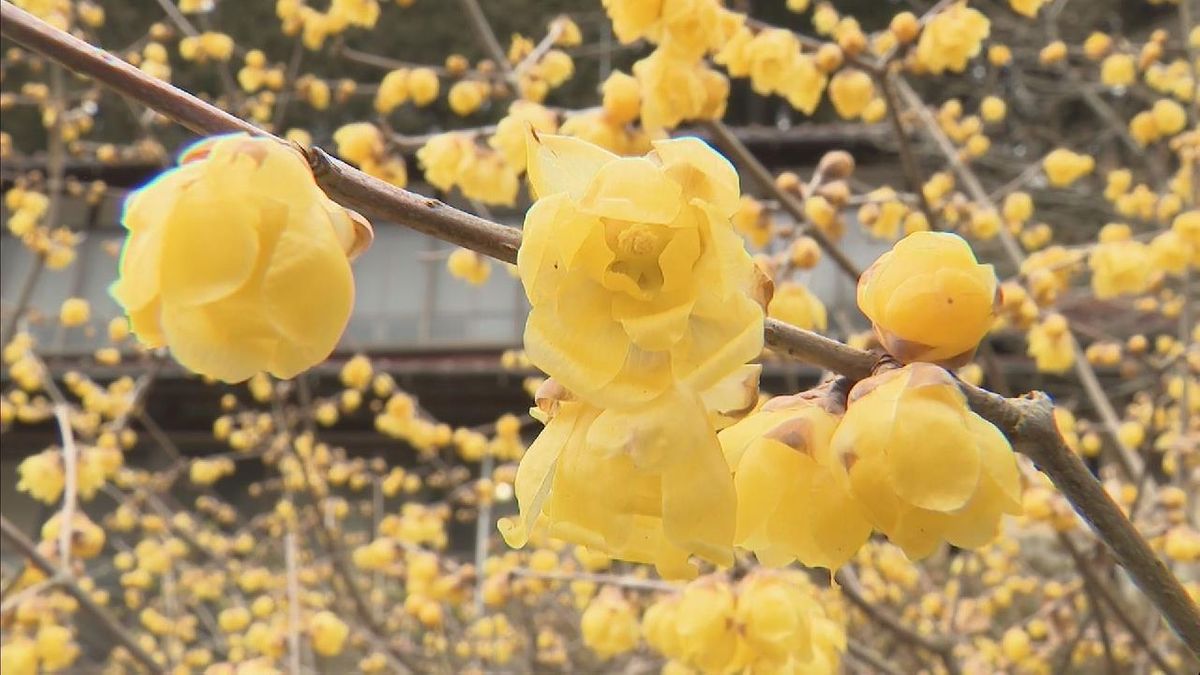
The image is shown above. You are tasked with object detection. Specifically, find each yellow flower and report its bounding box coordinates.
[781,54,828,115]
[720,388,871,569]
[0,637,37,675]
[858,231,998,366]
[731,196,772,249]
[59,297,90,327]
[1042,148,1094,187]
[602,0,664,44]
[602,71,641,125]
[518,133,767,408]
[447,248,492,285]
[980,96,1007,123]
[488,101,558,171]
[416,132,475,191]
[35,624,78,672]
[448,80,488,116]
[830,364,1022,559]
[330,0,379,28]
[1100,53,1135,87]
[333,122,383,167]
[1027,313,1074,373]
[828,69,874,120]
[768,282,827,332]
[407,67,440,106]
[374,69,409,114]
[499,384,746,577]
[536,50,575,88]
[1151,99,1187,136]
[744,29,800,96]
[581,589,640,659]
[1008,0,1045,18]
[737,571,846,673]
[309,611,349,656]
[17,449,63,504]
[41,512,106,559]
[634,47,727,132]
[916,3,990,75]
[1089,228,1152,299]
[110,135,370,382]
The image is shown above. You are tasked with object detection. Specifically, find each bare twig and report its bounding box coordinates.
[285,529,302,674]
[836,568,960,674]
[52,404,78,574]
[0,515,162,672]
[876,70,938,228]
[458,0,513,78]
[702,119,864,279]
[1058,533,1181,674]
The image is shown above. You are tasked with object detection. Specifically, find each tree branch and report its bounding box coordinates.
[0,515,161,672]
[3,1,1198,654]
[701,119,864,280]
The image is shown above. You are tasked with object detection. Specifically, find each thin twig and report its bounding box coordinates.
[1058,532,1180,674]
[836,568,960,674]
[0,515,162,673]
[702,119,864,280]
[52,403,78,574]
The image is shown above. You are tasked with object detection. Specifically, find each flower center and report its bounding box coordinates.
[615,224,661,259]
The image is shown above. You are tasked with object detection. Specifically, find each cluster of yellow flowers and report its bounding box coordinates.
[277,0,385,51]
[501,132,769,577]
[333,122,408,187]
[642,571,845,674]
[4,185,80,269]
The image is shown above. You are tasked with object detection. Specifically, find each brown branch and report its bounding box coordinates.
[1058,532,1181,674]
[4,1,1200,654]
[835,568,960,674]
[0,516,162,673]
[457,0,513,77]
[702,119,864,280]
[876,69,938,228]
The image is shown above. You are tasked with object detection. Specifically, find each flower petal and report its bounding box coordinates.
[526,131,618,201]
[158,183,261,308]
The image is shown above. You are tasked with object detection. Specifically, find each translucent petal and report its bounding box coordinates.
[969,413,1023,513]
[112,226,165,312]
[525,132,618,201]
[260,203,354,378]
[159,184,261,308]
[886,397,981,512]
[652,137,740,217]
[610,290,695,352]
[734,439,800,549]
[657,392,736,567]
[159,295,276,383]
[578,158,682,224]
[498,403,584,548]
[523,275,629,402]
[672,293,764,392]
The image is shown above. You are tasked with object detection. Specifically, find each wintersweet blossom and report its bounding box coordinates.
[857,231,998,366]
[111,135,371,382]
[830,363,1023,559]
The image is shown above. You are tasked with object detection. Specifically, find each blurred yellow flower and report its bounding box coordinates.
[768,282,827,332]
[111,135,370,382]
[1042,148,1094,187]
[915,3,989,74]
[1027,313,1074,373]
